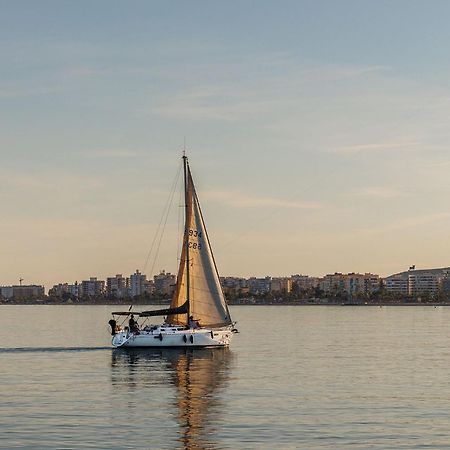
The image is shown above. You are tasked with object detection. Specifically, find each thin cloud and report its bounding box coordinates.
[150,86,238,121]
[0,85,64,98]
[62,65,107,80]
[351,186,410,199]
[331,140,421,155]
[0,172,102,191]
[356,212,450,236]
[149,62,389,122]
[203,190,322,209]
[297,64,387,81]
[83,149,143,159]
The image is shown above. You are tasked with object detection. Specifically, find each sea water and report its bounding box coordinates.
[1,305,450,449]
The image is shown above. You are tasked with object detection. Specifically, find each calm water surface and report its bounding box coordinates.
[2,305,450,449]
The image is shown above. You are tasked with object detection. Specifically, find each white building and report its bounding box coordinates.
[384,276,408,295]
[130,270,150,297]
[384,266,450,296]
[408,272,441,296]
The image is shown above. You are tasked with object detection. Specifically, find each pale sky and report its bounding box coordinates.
[2,1,450,288]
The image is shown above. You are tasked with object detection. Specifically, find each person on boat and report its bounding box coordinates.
[108,319,117,335]
[129,314,139,333]
[188,315,200,329]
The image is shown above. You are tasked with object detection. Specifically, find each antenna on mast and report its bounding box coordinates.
[19,278,23,286]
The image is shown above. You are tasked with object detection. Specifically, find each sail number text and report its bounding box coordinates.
[188,241,202,250]
[186,229,203,238]
[186,229,203,251]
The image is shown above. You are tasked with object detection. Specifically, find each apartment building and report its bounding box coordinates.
[384,267,450,296]
[106,274,129,298]
[248,277,271,295]
[0,285,45,300]
[153,270,176,296]
[130,270,153,297]
[270,277,292,294]
[291,274,320,291]
[320,272,380,296]
[81,277,105,297]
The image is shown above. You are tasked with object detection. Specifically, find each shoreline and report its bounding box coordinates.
[2,300,450,307]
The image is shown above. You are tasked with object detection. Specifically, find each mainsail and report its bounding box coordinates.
[167,160,232,328]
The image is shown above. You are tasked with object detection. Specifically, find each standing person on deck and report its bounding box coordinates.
[129,314,139,333]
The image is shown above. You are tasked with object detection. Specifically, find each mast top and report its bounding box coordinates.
[182,151,189,167]
[182,137,187,160]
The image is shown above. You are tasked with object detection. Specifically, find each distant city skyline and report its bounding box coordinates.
[5,265,450,302]
[3,2,450,288]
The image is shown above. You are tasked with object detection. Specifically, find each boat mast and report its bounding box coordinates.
[183,152,191,323]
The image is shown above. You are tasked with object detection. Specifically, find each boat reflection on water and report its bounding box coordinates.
[111,348,233,449]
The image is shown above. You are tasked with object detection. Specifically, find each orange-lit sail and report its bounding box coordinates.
[168,165,231,328]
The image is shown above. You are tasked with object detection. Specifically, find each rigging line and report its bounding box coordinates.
[148,166,182,278]
[217,107,428,253]
[215,168,326,251]
[142,161,182,273]
[177,173,183,263]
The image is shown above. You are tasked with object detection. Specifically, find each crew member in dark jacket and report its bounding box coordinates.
[129,314,139,333]
[108,319,117,335]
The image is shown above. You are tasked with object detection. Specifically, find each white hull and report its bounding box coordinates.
[112,325,233,348]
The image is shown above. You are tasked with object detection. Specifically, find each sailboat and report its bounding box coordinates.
[109,154,236,348]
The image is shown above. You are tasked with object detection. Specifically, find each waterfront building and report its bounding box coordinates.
[345,273,380,296]
[0,286,14,299]
[384,266,450,297]
[49,283,70,297]
[320,272,380,296]
[220,277,248,289]
[384,275,408,295]
[80,277,105,298]
[106,274,129,298]
[68,282,80,299]
[49,282,80,298]
[270,277,292,294]
[0,285,45,300]
[320,273,346,295]
[248,277,271,295]
[130,270,152,297]
[220,277,249,296]
[49,282,80,299]
[408,272,441,296]
[441,275,450,293]
[153,270,175,296]
[291,275,320,291]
